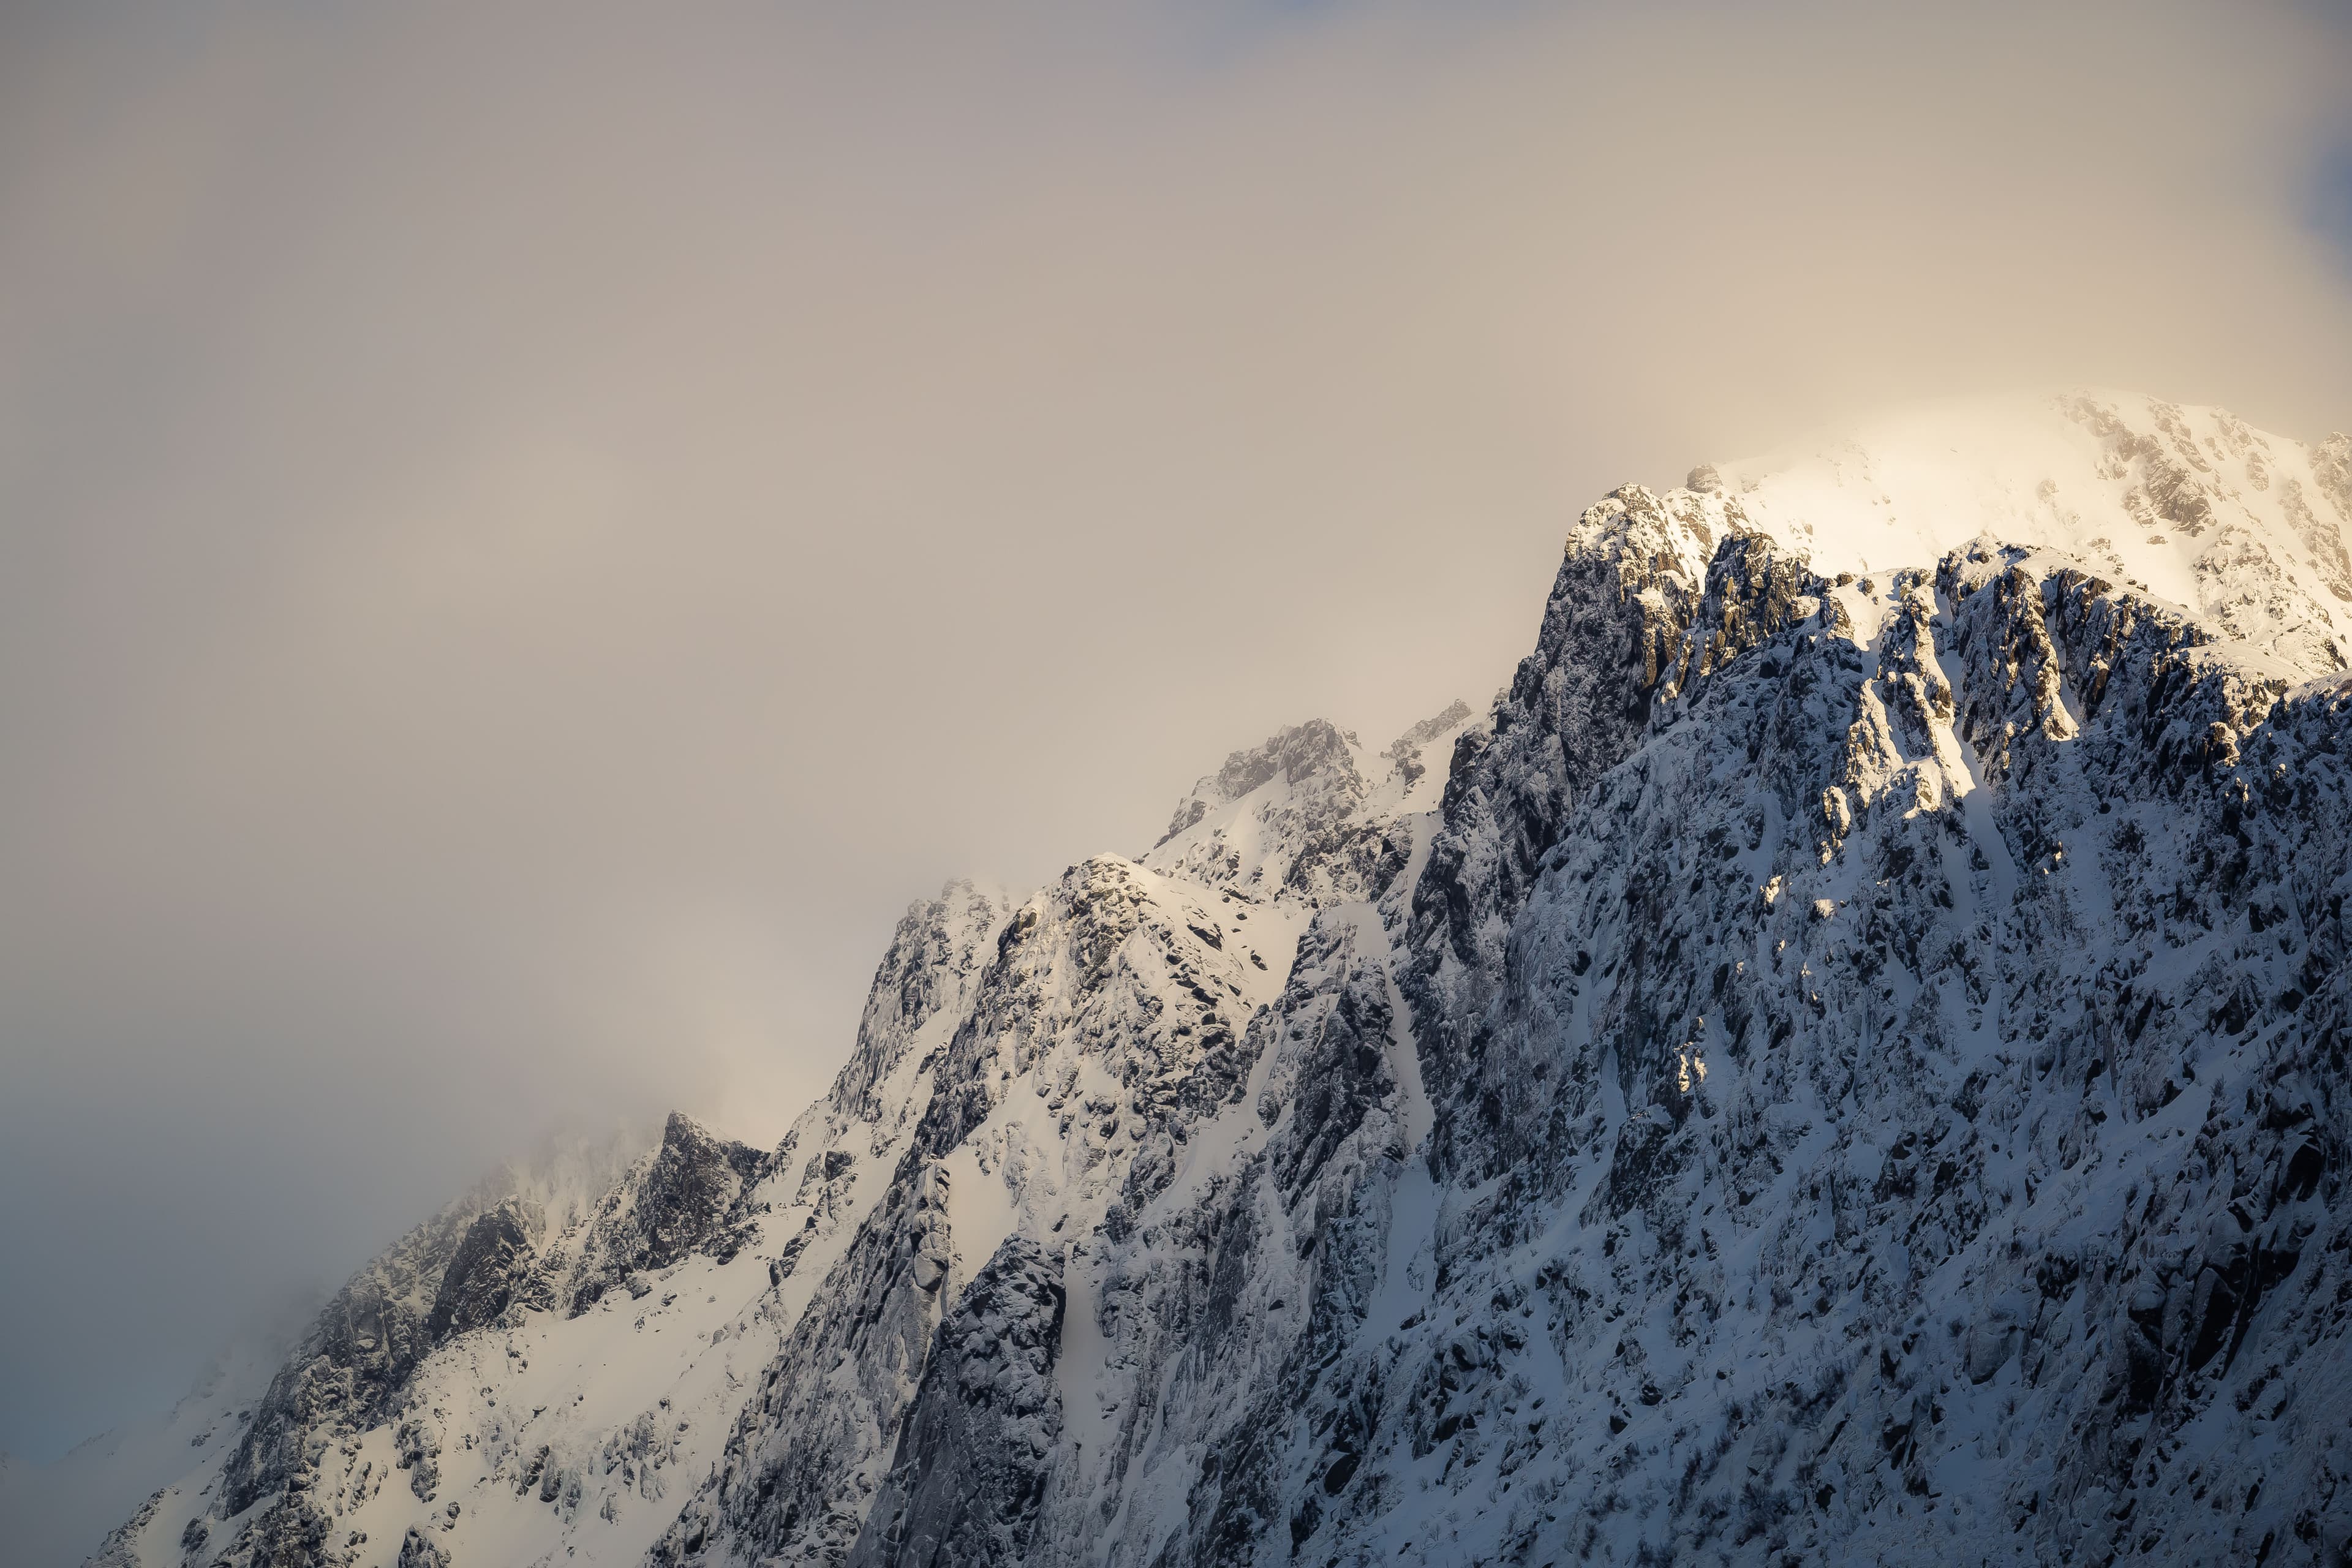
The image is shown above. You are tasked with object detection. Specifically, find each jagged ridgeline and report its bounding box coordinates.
[89,393,2352,1567]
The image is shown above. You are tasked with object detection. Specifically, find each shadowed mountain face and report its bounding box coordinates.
[80,394,2352,1567]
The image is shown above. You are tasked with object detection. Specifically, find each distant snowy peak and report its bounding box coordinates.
[1683,391,2352,676]
[1142,706,1480,905]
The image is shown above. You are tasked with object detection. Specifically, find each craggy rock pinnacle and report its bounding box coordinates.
[576,1113,767,1300]
[1149,718,1412,907]
[424,1199,538,1341]
[829,882,1009,1126]
[396,1525,451,1568]
[1403,482,1721,1178]
[1156,719,1363,848]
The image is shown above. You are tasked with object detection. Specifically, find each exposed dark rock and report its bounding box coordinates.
[396,1523,451,1568]
[565,1113,766,1314]
[424,1199,537,1341]
[847,1238,1066,1568]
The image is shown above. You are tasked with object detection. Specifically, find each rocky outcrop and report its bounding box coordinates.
[650,845,1291,1568]
[1148,720,1405,907]
[848,1239,1068,1568]
[424,1199,537,1341]
[198,1128,660,1563]
[650,1150,957,1568]
[829,882,1009,1126]
[1381,698,1474,794]
[217,1196,486,1520]
[80,1488,166,1568]
[1156,720,1363,848]
[2305,431,2352,605]
[913,856,1263,1181]
[395,1525,450,1568]
[559,1114,766,1314]
[1402,482,1721,1178]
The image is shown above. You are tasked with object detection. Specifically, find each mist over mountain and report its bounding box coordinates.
[27,392,2352,1567]
[8,0,2352,1482]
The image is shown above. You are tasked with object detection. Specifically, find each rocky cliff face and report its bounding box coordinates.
[180,1118,772,1568]
[848,1237,1069,1568]
[88,393,2352,1567]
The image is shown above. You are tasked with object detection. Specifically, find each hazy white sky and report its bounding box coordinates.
[2,0,2349,1461]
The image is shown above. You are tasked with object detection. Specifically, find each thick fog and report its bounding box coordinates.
[2,0,2348,1461]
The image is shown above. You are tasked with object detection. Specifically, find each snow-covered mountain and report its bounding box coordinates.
[71,391,2352,1566]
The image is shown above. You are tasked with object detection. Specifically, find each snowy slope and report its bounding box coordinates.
[86,391,2352,1567]
[1707,391,2352,675]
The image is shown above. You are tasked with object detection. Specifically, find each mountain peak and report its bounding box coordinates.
[1700,390,2352,673]
[1152,717,1363,845]
[75,392,2352,1568]
[1142,703,1476,907]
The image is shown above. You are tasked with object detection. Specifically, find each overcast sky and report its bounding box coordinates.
[2,0,2349,1463]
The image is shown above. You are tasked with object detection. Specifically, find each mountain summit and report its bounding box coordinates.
[70,393,2352,1567]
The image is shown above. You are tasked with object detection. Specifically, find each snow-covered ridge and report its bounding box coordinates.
[1144,705,1478,905]
[66,699,1469,1568]
[1705,391,2352,674]
[70,390,2352,1568]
